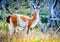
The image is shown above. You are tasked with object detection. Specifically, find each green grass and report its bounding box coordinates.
[0,20,60,42]
[0,20,2,29]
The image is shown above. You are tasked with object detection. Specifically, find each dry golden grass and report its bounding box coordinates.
[0,28,60,42]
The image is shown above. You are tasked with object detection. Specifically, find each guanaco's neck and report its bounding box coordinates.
[32,10,39,21]
[30,10,39,28]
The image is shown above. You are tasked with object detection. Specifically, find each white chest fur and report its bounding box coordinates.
[17,15,28,27]
[30,13,39,28]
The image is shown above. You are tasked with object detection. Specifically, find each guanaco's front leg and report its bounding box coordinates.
[27,26,30,34]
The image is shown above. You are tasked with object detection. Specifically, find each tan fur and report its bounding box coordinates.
[27,11,37,33]
[20,11,37,33]
[6,10,38,34]
[20,15,28,22]
[10,15,17,29]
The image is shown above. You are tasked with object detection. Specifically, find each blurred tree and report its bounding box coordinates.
[43,0,60,33]
[0,0,2,2]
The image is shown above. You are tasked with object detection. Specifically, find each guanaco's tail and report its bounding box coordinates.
[6,15,11,23]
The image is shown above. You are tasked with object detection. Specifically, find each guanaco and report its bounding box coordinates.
[6,5,40,35]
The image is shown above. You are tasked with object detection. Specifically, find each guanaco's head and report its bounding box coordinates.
[32,4,40,14]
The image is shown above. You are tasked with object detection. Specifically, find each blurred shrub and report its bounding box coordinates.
[0,20,2,29]
[27,12,31,17]
[0,20,9,32]
[40,9,49,16]
[22,2,28,6]
[5,24,9,32]
[0,14,2,20]
[41,17,48,23]
[35,24,39,29]
[21,2,30,8]
[40,12,48,16]
[18,11,25,14]
[40,9,49,23]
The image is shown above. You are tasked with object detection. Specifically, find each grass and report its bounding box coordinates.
[0,20,60,42]
[0,29,60,42]
[0,17,60,42]
[0,20,2,29]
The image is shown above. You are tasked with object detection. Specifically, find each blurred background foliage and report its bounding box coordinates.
[0,0,60,42]
[0,0,60,33]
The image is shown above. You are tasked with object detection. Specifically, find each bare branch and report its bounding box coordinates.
[5,6,13,14]
[53,0,57,9]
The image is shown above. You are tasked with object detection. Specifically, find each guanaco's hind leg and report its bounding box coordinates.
[27,26,30,34]
[9,19,14,35]
[9,24,14,36]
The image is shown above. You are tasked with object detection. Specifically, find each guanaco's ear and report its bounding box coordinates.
[37,6,40,9]
[38,6,40,8]
[35,5,40,9]
[31,3,36,9]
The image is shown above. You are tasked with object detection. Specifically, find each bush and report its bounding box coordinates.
[41,17,48,23]
[0,14,2,20]
[5,24,9,32]
[0,20,2,29]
